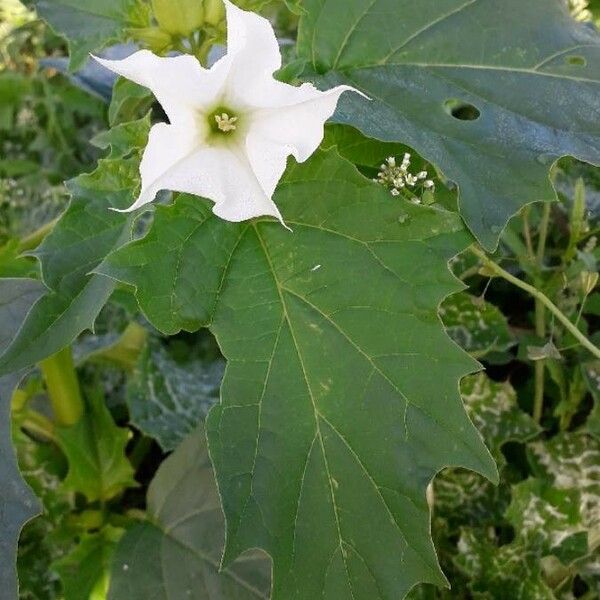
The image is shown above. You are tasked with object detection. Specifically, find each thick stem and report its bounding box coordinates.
[40,346,84,426]
[536,203,551,264]
[469,246,600,361]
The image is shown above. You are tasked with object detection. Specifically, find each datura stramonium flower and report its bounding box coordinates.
[93,0,362,223]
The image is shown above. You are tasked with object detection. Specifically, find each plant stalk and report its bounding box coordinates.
[532,203,551,421]
[39,346,84,426]
[469,246,600,361]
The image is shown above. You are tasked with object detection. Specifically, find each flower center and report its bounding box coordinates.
[207,107,240,136]
[215,112,238,132]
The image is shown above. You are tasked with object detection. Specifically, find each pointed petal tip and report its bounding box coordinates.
[340,84,370,101]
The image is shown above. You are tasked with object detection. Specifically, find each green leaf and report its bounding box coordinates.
[54,525,124,600]
[454,529,555,600]
[108,78,154,127]
[57,391,136,502]
[434,469,511,532]
[460,373,540,464]
[434,373,539,531]
[108,425,271,600]
[33,0,148,70]
[0,117,150,377]
[298,0,600,249]
[0,279,45,354]
[91,113,151,160]
[126,337,224,451]
[323,124,414,170]
[440,293,515,358]
[583,361,600,440]
[99,150,496,597]
[506,479,589,565]
[0,279,45,597]
[0,240,39,279]
[528,433,600,533]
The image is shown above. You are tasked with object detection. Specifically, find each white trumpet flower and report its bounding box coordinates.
[93,0,362,223]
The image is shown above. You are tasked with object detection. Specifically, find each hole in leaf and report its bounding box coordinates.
[565,54,586,66]
[443,99,481,121]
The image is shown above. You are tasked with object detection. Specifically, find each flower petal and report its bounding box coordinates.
[221,0,282,108]
[245,83,361,197]
[92,51,227,126]
[121,122,283,223]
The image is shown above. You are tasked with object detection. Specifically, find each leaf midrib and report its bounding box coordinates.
[251,223,359,599]
[249,222,454,594]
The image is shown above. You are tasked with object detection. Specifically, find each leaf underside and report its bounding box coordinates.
[33,0,140,70]
[108,426,271,600]
[100,150,496,599]
[298,0,600,249]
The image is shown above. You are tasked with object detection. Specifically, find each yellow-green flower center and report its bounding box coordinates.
[207,107,239,135]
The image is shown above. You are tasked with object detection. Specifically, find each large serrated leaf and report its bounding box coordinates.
[0,117,149,377]
[298,0,600,249]
[108,425,271,600]
[0,279,45,598]
[33,0,146,70]
[57,391,137,503]
[99,150,496,598]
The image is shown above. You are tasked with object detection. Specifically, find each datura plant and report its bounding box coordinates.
[93,1,361,221]
[0,1,599,599]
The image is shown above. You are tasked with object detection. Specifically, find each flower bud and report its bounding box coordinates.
[580,271,598,295]
[151,0,205,36]
[204,0,225,26]
[129,27,173,53]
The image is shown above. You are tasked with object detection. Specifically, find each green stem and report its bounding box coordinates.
[533,298,546,423]
[39,347,84,426]
[522,206,535,262]
[536,203,551,264]
[532,203,551,422]
[469,246,600,361]
[129,435,153,470]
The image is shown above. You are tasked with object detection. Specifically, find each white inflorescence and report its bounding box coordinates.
[374,154,434,202]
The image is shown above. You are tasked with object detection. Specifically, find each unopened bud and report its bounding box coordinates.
[581,271,598,295]
[204,0,225,26]
[129,27,173,53]
[151,0,205,36]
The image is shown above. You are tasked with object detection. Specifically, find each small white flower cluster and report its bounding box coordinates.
[374,154,434,202]
[569,0,592,21]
